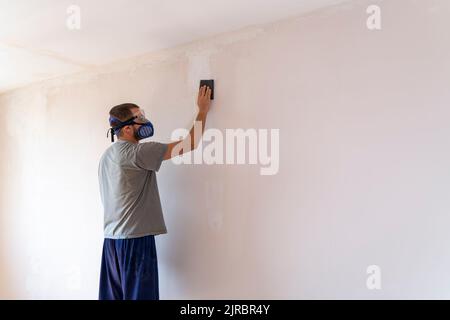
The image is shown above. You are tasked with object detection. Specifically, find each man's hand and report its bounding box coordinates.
[198,85,212,114]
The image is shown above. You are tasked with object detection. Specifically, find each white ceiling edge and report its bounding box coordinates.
[0,0,354,96]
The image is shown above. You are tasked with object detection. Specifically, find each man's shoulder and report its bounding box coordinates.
[100,142,126,163]
[101,141,143,169]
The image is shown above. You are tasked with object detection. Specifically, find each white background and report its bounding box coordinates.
[1,0,450,299]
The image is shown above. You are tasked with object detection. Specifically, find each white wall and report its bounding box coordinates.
[1,0,450,299]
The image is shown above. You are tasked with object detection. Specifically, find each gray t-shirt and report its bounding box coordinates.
[98,139,168,239]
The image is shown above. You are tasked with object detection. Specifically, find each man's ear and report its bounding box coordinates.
[121,125,130,136]
[125,124,136,135]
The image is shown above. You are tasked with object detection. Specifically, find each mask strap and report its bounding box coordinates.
[106,127,115,142]
[108,116,138,143]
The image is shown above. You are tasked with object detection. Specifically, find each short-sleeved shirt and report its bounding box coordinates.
[98,139,168,239]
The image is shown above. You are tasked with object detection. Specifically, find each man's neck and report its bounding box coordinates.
[118,137,138,144]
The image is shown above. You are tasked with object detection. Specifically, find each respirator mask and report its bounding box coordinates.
[107,110,154,142]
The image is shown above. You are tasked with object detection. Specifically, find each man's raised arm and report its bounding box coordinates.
[163,85,212,161]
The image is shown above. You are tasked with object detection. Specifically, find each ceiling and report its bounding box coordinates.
[0,0,349,93]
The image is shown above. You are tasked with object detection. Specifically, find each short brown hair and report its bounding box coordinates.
[109,103,139,136]
[109,103,139,121]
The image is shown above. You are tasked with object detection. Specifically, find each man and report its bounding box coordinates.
[98,86,212,300]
